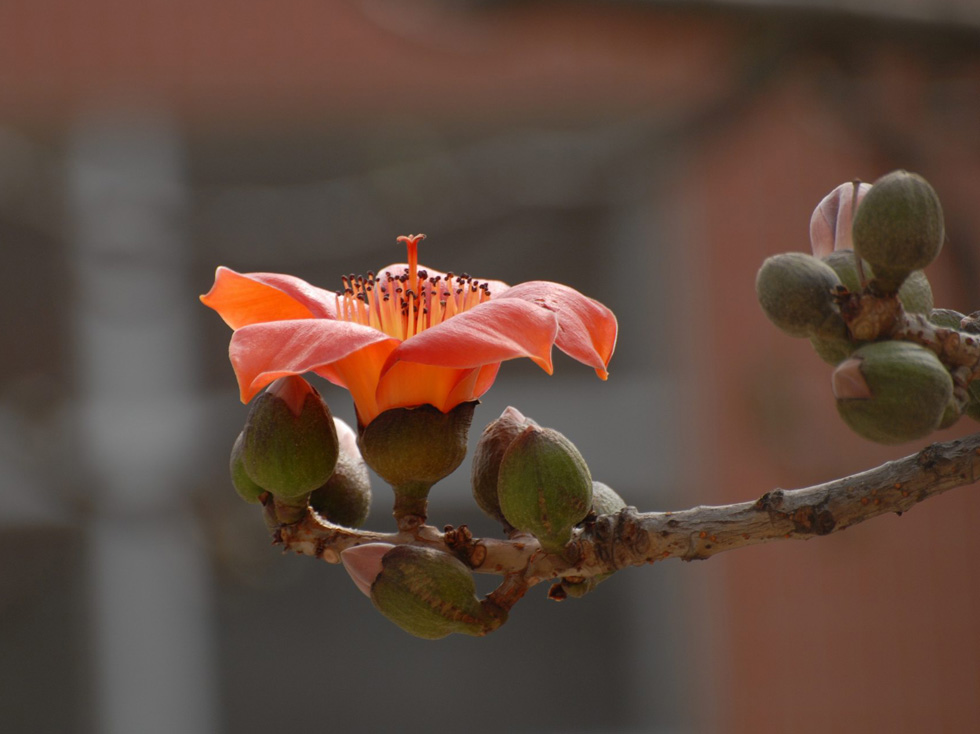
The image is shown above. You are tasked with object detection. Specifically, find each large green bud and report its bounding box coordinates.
[497,425,593,554]
[358,402,475,524]
[342,544,506,639]
[756,253,843,338]
[852,171,944,293]
[239,376,339,500]
[309,418,371,528]
[832,341,953,444]
[471,407,537,528]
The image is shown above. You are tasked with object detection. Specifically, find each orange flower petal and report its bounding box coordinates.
[315,341,399,425]
[497,281,618,379]
[200,266,337,329]
[381,298,559,376]
[374,362,478,418]
[229,319,398,403]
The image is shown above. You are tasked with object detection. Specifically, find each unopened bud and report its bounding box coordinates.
[852,170,944,292]
[368,545,506,639]
[341,543,395,597]
[590,481,627,515]
[471,406,538,528]
[810,181,871,257]
[309,418,372,528]
[833,341,952,444]
[756,253,843,338]
[497,425,593,555]
[240,376,339,499]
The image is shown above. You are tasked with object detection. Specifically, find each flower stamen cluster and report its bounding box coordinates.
[336,235,493,341]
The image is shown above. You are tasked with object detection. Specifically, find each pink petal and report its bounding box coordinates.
[230,319,398,402]
[497,281,618,379]
[380,298,559,376]
[341,543,395,598]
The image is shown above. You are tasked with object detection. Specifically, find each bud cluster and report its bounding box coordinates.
[229,376,371,527]
[757,170,980,445]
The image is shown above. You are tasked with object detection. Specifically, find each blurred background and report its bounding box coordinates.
[2,1,980,732]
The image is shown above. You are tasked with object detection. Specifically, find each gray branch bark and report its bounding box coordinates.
[275,431,980,598]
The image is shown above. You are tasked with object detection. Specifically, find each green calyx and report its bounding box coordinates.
[833,341,953,444]
[756,253,843,339]
[239,378,339,500]
[358,402,476,522]
[370,545,506,639]
[497,425,593,555]
[852,170,944,293]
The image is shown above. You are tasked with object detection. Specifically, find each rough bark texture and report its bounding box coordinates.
[275,432,980,596]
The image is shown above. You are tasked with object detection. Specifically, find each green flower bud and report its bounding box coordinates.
[240,376,339,500]
[229,432,264,503]
[821,250,933,314]
[928,308,965,330]
[852,170,944,292]
[367,545,506,639]
[756,253,842,338]
[497,425,593,554]
[559,481,627,599]
[832,341,953,444]
[309,418,372,528]
[965,381,980,422]
[471,407,537,528]
[357,402,476,523]
[590,480,627,515]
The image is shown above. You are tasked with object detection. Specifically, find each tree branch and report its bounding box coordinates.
[274,431,980,595]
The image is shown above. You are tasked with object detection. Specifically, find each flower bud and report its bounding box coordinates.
[341,543,394,597]
[559,481,627,599]
[590,480,627,515]
[358,402,475,523]
[852,170,944,293]
[832,341,953,444]
[366,545,506,639]
[756,253,843,338]
[471,406,537,528]
[965,382,980,422]
[229,432,265,503]
[810,181,871,257]
[309,418,372,528]
[497,425,593,554]
[240,376,339,499]
[928,308,966,330]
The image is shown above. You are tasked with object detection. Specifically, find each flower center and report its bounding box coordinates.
[335,234,493,340]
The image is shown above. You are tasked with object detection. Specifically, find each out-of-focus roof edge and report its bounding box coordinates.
[560,0,980,33]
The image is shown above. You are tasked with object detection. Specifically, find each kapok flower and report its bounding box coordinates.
[201,234,617,426]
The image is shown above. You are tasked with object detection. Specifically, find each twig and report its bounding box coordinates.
[275,432,980,592]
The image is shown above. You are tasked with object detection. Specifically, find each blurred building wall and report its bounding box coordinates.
[1,2,979,733]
